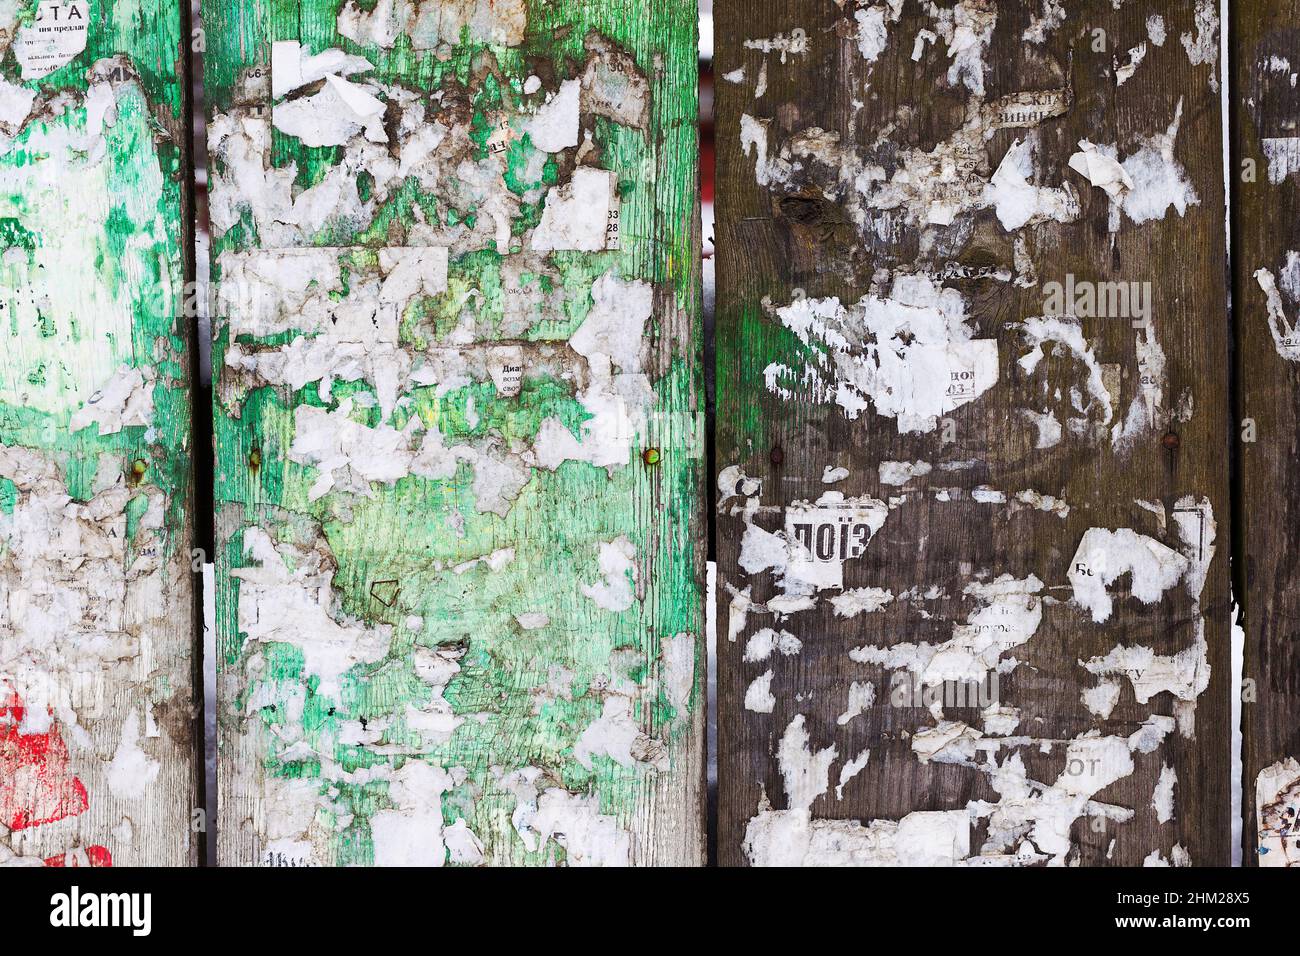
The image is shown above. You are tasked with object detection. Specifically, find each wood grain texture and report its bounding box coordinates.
[0,0,199,867]
[1234,0,1300,868]
[715,0,1231,866]
[204,0,704,866]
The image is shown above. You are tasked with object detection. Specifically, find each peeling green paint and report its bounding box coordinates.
[0,0,195,867]
[208,0,703,866]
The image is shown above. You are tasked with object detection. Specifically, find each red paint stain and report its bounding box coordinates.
[0,694,90,831]
[44,846,113,868]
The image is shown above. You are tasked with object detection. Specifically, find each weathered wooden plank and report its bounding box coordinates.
[1234,0,1300,868]
[716,0,1231,866]
[0,0,199,866]
[204,0,704,866]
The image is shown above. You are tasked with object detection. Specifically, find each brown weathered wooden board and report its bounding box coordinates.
[1234,0,1300,868]
[0,0,200,867]
[715,0,1231,866]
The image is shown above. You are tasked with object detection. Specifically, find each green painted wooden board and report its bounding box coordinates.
[0,0,198,866]
[203,0,705,866]
[715,0,1231,866]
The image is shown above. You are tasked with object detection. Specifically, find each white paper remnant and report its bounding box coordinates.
[1255,261,1300,361]
[13,1,89,81]
[68,365,155,436]
[524,79,580,153]
[764,276,998,434]
[271,41,374,98]
[1068,141,1133,199]
[1257,758,1300,867]
[273,74,388,147]
[1068,528,1189,623]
